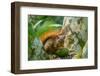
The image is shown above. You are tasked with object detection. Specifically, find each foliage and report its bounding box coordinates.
[28,15,64,60]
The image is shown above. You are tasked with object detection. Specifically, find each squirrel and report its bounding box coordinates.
[40,25,69,54]
[43,32,65,54]
[40,17,72,54]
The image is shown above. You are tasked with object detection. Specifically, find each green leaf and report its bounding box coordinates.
[55,48,69,57]
[35,21,61,37]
